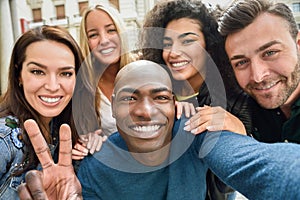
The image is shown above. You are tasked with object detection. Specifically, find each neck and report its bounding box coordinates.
[189,73,205,94]
[98,64,119,101]
[99,63,119,83]
[131,144,171,166]
[280,83,300,118]
[173,75,204,97]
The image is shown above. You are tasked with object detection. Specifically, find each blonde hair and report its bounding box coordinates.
[80,4,131,88]
[77,4,133,129]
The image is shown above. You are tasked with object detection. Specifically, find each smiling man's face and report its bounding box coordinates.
[112,61,175,153]
[225,13,300,109]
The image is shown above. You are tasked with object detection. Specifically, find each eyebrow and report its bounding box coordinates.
[27,61,75,70]
[178,32,200,39]
[118,87,172,95]
[105,24,116,28]
[255,40,281,53]
[163,32,200,41]
[229,40,281,61]
[87,23,116,33]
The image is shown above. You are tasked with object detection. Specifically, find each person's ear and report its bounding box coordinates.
[296,31,300,51]
[18,77,23,87]
[111,94,116,118]
[172,94,177,119]
[172,94,176,104]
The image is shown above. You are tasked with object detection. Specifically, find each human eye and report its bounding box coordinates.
[154,93,173,102]
[88,33,98,39]
[232,59,249,69]
[182,39,195,45]
[263,50,278,57]
[118,94,136,103]
[60,71,74,77]
[30,69,44,75]
[108,28,117,34]
[163,42,172,49]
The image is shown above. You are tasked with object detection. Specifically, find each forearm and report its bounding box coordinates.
[202,131,300,199]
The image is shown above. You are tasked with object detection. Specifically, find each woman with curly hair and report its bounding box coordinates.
[140,0,252,199]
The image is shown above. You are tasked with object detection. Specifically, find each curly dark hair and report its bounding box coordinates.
[140,0,237,90]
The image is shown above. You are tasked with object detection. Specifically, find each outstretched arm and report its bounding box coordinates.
[201,131,300,199]
[18,119,82,200]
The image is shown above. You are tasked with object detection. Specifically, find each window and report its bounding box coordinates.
[109,0,120,11]
[78,1,88,16]
[56,5,65,19]
[32,8,42,22]
[292,3,300,13]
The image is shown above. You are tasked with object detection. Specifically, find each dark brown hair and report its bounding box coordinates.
[0,25,83,174]
[219,0,298,40]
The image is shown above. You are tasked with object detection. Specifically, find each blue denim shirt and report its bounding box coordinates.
[0,116,59,200]
[0,116,25,200]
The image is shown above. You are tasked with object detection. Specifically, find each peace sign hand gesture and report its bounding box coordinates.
[18,119,82,200]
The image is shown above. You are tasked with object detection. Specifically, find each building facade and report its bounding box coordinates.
[0,0,157,94]
[0,0,300,93]
[283,0,300,28]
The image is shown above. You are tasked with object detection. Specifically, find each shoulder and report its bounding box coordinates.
[79,132,125,169]
[0,116,24,150]
[226,89,250,109]
[0,116,13,137]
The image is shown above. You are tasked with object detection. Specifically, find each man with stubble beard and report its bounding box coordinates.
[219,0,300,143]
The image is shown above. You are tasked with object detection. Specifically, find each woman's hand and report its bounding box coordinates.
[175,101,196,119]
[184,105,246,135]
[72,129,107,160]
[18,120,82,200]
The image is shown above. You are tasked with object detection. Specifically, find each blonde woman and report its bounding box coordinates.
[72,4,134,159]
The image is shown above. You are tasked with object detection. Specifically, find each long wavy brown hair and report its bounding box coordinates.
[0,25,83,174]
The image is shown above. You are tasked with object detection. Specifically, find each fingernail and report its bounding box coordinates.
[185,120,190,125]
[184,125,190,131]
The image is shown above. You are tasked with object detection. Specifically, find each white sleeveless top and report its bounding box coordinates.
[99,89,118,136]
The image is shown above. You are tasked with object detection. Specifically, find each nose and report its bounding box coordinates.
[250,58,270,82]
[168,43,183,58]
[133,98,155,120]
[99,32,110,46]
[44,75,60,92]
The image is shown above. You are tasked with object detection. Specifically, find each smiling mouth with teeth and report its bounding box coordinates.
[171,61,189,68]
[252,81,279,90]
[40,96,61,103]
[129,124,163,138]
[132,125,161,132]
[100,48,114,54]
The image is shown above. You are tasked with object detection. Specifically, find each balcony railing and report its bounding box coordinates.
[28,19,46,29]
[49,16,69,27]
[72,14,82,26]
